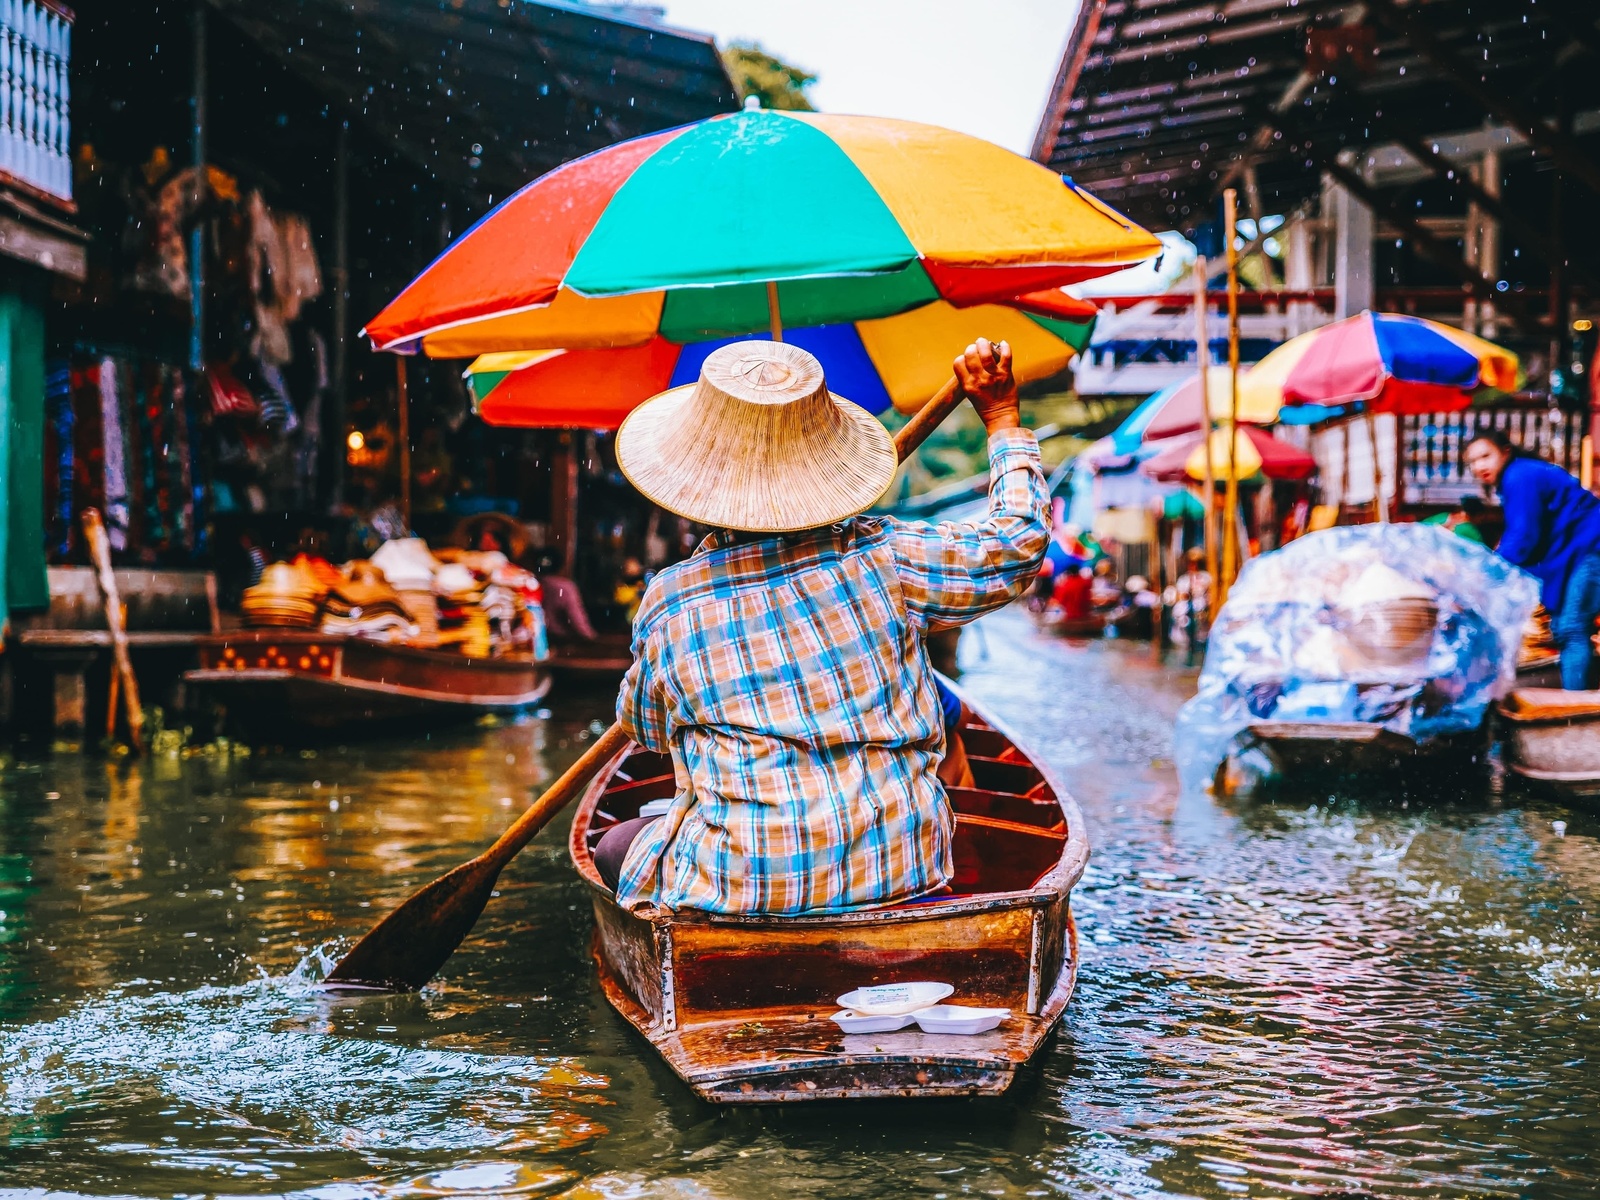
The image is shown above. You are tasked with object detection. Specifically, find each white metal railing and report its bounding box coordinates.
[0,0,70,203]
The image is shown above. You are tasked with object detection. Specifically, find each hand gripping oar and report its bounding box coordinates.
[324,374,971,991]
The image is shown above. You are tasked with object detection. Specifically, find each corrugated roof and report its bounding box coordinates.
[1032,0,1600,232]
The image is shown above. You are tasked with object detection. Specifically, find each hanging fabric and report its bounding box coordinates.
[45,360,73,558]
[98,358,131,551]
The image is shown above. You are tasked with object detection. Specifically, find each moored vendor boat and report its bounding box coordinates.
[1232,719,1485,779]
[186,630,550,731]
[568,688,1088,1103]
[1498,688,1600,791]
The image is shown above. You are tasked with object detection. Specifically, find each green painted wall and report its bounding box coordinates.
[0,289,49,632]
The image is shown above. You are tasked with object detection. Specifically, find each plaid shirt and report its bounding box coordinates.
[615,428,1048,915]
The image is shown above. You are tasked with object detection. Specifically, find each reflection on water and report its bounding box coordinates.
[2,618,1598,1198]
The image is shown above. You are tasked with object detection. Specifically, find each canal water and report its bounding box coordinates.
[1,608,1596,1198]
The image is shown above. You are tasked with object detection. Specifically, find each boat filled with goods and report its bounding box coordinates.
[568,686,1089,1102]
[1498,687,1600,791]
[1177,524,1538,791]
[186,538,551,730]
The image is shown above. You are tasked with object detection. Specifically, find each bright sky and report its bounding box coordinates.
[657,0,1080,156]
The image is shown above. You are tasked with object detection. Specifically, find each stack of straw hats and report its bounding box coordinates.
[434,562,492,657]
[318,562,418,638]
[241,561,325,628]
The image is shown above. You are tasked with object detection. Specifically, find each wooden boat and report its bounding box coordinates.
[1039,611,1107,638]
[185,629,551,731]
[546,632,634,684]
[1216,718,1489,795]
[567,691,1089,1103]
[1499,688,1600,789]
[1516,648,1562,690]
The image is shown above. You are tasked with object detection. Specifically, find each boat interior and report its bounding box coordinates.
[579,716,1069,898]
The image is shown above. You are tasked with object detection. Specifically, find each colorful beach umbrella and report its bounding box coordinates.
[1239,312,1519,418]
[1141,426,1315,484]
[1105,367,1277,456]
[465,295,1098,427]
[1138,366,1282,442]
[362,110,1159,358]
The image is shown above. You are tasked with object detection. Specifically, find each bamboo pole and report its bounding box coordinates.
[767,280,784,343]
[1192,256,1218,587]
[1219,189,1242,606]
[1365,407,1388,523]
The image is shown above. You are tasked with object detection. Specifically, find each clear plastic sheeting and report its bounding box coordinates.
[1176,524,1539,786]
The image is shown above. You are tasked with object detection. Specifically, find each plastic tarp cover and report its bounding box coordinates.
[1175,524,1538,786]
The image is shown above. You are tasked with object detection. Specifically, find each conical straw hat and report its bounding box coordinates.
[615,341,897,533]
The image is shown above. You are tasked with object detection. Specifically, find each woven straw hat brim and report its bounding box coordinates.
[615,384,897,533]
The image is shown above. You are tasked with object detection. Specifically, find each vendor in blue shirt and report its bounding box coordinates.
[1467,430,1600,689]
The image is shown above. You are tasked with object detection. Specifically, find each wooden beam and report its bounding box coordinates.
[1270,117,1543,335]
[1368,0,1600,197]
[1378,119,1600,294]
[1032,0,1109,163]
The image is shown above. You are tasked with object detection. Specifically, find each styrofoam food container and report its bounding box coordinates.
[828,1010,917,1034]
[835,981,953,1015]
[637,798,673,819]
[911,1005,1011,1035]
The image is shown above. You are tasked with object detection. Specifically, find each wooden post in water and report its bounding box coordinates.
[1192,256,1218,587]
[1219,189,1243,606]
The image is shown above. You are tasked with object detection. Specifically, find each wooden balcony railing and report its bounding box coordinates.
[0,0,71,205]
[1402,408,1587,505]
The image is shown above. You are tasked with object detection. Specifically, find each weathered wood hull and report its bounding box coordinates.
[1500,695,1600,789]
[1240,719,1485,776]
[568,688,1089,1103]
[185,631,550,731]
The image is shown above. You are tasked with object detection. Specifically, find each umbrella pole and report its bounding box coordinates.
[767,280,784,343]
[397,357,412,529]
[1193,256,1218,586]
[1365,407,1388,523]
[1220,189,1242,605]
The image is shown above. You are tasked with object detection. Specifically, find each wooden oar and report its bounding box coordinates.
[82,508,145,755]
[324,373,970,991]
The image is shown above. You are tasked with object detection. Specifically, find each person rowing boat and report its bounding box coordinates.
[593,336,1048,915]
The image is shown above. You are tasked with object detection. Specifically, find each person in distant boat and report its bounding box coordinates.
[593,338,1047,915]
[1467,429,1600,689]
[1165,546,1213,661]
[535,551,598,642]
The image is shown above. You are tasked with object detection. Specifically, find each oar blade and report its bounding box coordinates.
[323,854,502,991]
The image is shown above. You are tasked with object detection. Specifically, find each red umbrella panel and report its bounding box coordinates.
[1141,426,1316,484]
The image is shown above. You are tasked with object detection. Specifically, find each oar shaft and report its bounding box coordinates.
[893,377,963,461]
[482,723,630,872]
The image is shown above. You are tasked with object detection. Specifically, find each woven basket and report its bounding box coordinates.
[1344,598,1439,668]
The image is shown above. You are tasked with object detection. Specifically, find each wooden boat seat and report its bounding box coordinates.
[614,750,671,782]
[958,727,1017,758]
[966,755,1045,795]
[951,814,1067,893]
[946,786,1064,830]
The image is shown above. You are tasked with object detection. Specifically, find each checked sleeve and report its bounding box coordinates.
[889,427,1050,632]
